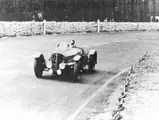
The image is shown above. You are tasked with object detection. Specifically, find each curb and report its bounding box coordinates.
[67,67,131,120]
[112,52,149,120]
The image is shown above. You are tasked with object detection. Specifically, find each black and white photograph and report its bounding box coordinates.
[0,0,159,120]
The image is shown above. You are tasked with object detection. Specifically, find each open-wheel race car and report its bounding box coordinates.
[33,41,97,82]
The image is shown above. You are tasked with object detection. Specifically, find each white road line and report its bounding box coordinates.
[67,67,130,120]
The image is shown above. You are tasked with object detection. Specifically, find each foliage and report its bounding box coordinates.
[0,0,156,22]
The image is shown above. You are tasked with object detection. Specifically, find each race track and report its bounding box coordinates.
[0,31,159,120]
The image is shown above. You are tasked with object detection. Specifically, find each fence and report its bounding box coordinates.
[0,20,159,37]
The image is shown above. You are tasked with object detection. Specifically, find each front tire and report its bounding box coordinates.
[34,58,43,78]
[88,55,95,72]
[70,63,80,82]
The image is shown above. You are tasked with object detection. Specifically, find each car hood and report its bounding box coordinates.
[55,47,82,57]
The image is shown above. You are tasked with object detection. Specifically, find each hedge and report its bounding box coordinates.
[0,21,159,37]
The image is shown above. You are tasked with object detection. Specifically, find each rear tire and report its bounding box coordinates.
[34,58,43,78]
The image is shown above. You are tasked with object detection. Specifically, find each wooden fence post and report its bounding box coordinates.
[43,19,46,35]
[97,19,100,32]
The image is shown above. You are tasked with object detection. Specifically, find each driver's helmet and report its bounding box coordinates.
[70,40,76,47]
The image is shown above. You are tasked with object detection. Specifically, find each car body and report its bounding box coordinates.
[34,42,97,82]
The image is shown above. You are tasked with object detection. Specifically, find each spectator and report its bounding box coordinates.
[104,18,108,22]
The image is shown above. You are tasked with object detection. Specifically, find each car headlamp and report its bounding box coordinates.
[59,63,66,69]
[73,55,81,61]
[57,69,62,75]
[46,61,52,68]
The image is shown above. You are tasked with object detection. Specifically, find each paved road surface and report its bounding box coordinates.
[0,31,159,120]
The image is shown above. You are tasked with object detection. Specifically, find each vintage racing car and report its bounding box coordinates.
[33,42,97,82]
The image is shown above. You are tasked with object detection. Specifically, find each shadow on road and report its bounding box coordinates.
[41,75,70,82]
[79,69,118,85]
[39,69,118,85]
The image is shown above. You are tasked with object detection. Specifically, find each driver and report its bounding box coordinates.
[70,40,76,48]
